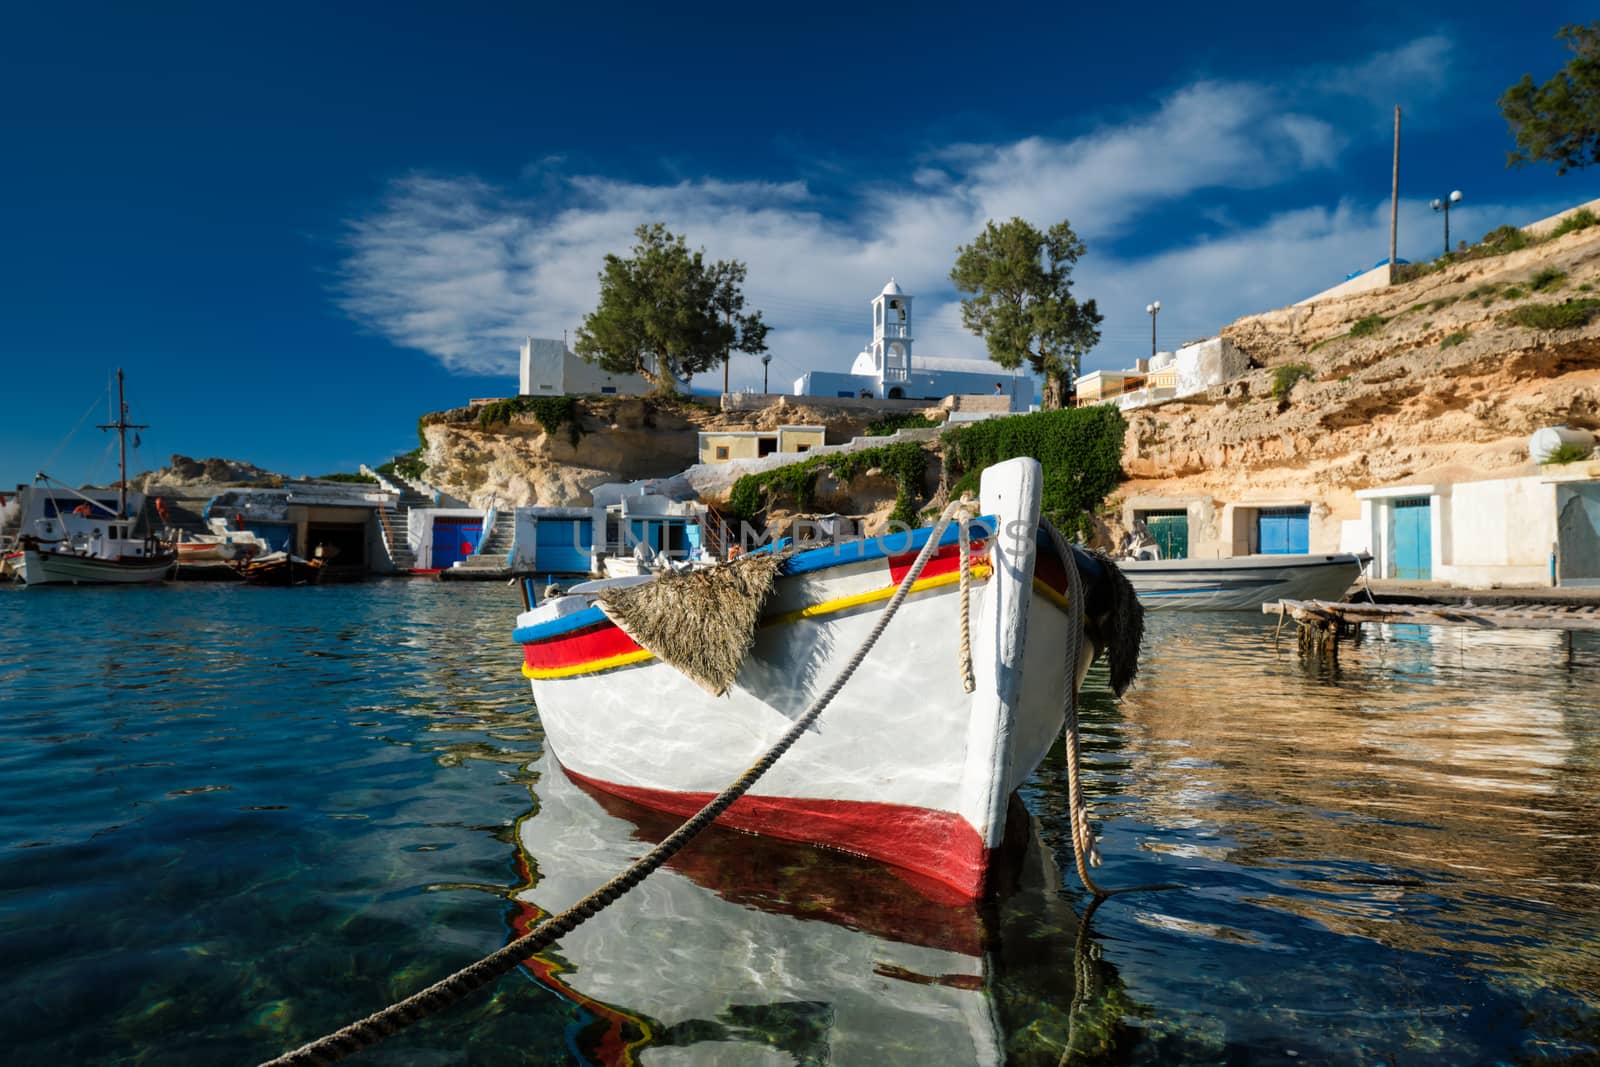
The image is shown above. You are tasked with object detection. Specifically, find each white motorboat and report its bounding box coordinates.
[1117,553,1366,611]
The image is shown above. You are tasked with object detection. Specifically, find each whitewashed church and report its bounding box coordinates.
[790,279,1030,410]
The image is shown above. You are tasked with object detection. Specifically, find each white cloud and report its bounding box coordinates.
[335,34,1512,390]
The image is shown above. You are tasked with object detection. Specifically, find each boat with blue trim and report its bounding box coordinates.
[1117,553,1365,611]
[511,458,1141,899]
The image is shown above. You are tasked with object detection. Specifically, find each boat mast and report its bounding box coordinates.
[96,369,147,519]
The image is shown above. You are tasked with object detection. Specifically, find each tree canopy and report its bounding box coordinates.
[949,217,1102,409]
[575,223,769,390]
[1499,22,1600,175]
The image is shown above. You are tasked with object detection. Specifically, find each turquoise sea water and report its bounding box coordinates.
[1,579,1596,1065]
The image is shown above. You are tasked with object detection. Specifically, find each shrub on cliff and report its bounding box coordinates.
[724,441,931,528]
[1501,298,1600,329]
[476,396,584,445]
[1271,363,1314,400]
[940,406,1125,537]
[864,413,940,436]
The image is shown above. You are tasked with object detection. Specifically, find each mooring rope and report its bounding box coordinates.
[1041,519,1182,900]
[257,497,979,1067]
[956,502,976,693]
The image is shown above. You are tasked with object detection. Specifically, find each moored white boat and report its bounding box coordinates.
[512,458,1141,899]
[1116,553,1365,611]
[12,371,176,587]
[14,546,174,585]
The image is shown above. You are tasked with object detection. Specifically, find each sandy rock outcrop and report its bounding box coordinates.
[1118,224,1600,517]
[133,454,283,492]
[420,396,898,508]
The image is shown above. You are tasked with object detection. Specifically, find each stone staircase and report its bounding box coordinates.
[448,508,516,576]
[362,464,433,573]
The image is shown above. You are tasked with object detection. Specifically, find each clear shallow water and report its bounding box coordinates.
[0,581,1595,1065]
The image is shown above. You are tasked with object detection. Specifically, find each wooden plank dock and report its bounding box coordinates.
[1263,598,1600,661]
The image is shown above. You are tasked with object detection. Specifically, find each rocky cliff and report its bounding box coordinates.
[1118,222,1600,519]
[420,395,897,508]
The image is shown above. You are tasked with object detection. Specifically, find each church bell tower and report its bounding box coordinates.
[871,278,912,384]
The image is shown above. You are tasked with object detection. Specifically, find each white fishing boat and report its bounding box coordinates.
[508,752,1101,1065]
[1117,552,1365,611]
[11,371,176,586]
[174,518,270,562]
[512,458,1142,899]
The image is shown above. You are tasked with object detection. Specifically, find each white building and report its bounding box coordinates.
[791,280,1029,410]
[519,338,662,397]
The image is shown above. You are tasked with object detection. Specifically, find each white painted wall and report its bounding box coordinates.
[1295,262,1393,306]
[519,337,659,397]
[1438,476,1556,586]
[1174,337,1250,397]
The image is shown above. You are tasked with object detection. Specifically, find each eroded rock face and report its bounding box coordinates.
[1115,225,1600,532]
[133,454,282,492]
[421,396,893,508]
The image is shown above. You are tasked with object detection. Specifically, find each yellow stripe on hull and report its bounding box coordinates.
[525,566,995,681]
[523,648,655,680]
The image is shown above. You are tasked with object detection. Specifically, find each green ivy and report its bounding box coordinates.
[377,448,427,482]
[477,396,585,445]
[318,472,378,484]
[863,412,940,436]
[724,441,931,528]
[939,406,1126,537]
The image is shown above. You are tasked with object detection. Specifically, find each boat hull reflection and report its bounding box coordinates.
[511,754,1105,1066]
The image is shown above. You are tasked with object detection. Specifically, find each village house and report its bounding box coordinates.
[697,425,826,465]
[518,337,660,397]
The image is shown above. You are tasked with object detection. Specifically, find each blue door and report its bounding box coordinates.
[1393,497,1432,580]
[431,519,483,568]
[1257,507,1310,554]
[534,518,593,574]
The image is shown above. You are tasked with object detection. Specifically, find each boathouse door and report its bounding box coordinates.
[1256,507,1309,555]
[1392,497,1432,581]
[431,518,483,569]
[1139,509,1189,559]
[1556,484,1600,586]
[534,518,593,574]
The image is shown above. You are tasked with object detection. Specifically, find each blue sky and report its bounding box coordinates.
[3,1,1596,490]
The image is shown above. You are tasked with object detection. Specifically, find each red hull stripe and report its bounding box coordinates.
[561,767,990,900]
[522,539,993,679]
[522,622,643,671]
[886,538,986,587]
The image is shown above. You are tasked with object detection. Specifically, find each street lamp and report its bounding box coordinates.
[1431,190,1463,257]
[1145,301,1161,359]
[761,353,772,393]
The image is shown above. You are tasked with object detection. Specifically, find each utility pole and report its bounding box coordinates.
[1390,105,1401,277]
[723,309,731,394]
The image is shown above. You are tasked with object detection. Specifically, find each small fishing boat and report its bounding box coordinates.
[233,551,324,586]
[173,524,269,562]
[11,371,177,587]
[512,458,1141,899]
[1117,553,1365,611]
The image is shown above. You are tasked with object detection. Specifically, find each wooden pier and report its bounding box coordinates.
[1264,598,1600,661]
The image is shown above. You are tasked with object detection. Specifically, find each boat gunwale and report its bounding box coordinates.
[512,515,1000,645]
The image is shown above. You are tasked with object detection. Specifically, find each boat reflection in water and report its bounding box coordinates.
[508,754,1130,1065]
